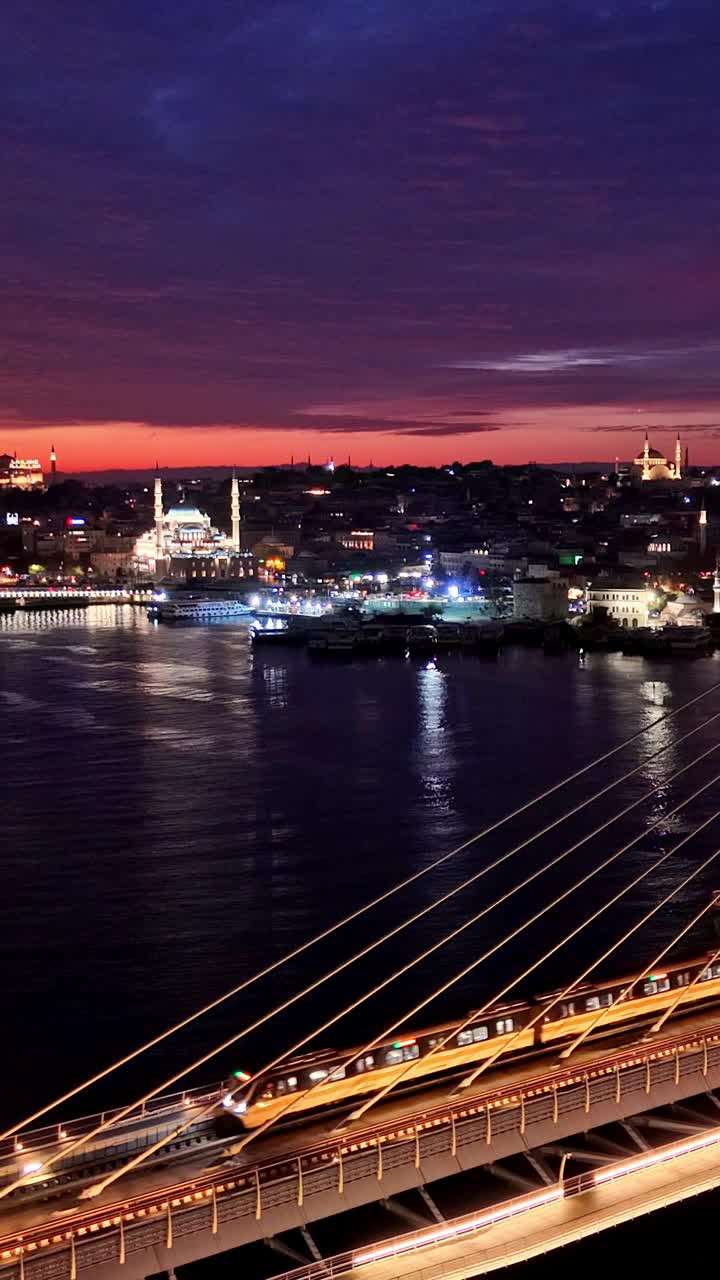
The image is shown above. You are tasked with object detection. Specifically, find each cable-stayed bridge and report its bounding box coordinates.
[6,680,720,1278]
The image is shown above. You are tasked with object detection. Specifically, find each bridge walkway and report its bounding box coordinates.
[274,1122,720,1279]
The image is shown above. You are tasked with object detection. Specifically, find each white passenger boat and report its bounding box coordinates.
[150,597,254,622]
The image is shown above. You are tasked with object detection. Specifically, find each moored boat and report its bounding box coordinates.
[150,597,254,622]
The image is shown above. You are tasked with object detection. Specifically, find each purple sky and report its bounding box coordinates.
[2,1,720,468]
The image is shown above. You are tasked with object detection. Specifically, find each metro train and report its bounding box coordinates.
[222,951,720,1128]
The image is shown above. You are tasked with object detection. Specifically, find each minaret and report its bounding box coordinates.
[154,465,164,572]
[230,470,241,553]
[714,559,720,615]
[50,443,57,483]
[699,499,708,556]
[674,433,682,481]
[642,433,650,481]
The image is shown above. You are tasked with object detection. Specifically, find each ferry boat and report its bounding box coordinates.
[149,597,254,623]
[665,625,712,654]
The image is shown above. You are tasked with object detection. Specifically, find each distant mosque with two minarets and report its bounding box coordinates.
[132,471,253,581]
[632,433,684,482]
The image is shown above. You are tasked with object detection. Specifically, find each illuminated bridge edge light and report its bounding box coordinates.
[353,1122,720,1268]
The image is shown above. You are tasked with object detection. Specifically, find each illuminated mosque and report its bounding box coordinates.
[133,473,253,581]
[633,433,683,482]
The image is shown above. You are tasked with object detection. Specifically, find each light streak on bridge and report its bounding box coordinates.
[266,1118,720,1279]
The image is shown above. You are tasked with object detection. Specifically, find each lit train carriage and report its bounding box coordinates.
[222,1000,534,1128]
[538,952,720,1044]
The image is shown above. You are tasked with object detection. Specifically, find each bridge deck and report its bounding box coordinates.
[323,1125,720,1279]
[2,995,720,1242]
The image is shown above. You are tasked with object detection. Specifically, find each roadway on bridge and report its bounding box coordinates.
[3,996,720,1244]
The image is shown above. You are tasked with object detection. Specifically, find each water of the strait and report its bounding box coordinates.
[3,605,720,1265]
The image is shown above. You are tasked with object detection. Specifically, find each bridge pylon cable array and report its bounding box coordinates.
[6,679,720,1144]
[18,726,720,1197]
[320,807,720,1129]
[327,820,720,1131]
[459,877,720,1087]
[7,699,720,1172]
[558,885,720,1060]
[76,765,720,1194]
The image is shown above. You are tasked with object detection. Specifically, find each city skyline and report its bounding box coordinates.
[3,1,720,469]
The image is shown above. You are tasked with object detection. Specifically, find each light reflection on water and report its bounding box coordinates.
[1,607,720,1126]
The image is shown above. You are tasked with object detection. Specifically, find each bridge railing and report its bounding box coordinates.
[0,1084,224,1161]
[3,1015,720,1263]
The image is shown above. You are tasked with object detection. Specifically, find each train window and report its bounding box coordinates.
[403,1043,420,1060]
[472,1025,489,1042]
[309,1069,329,1083]
[495,1018,514,1035]
[275,1080,287,1095]
[286,1076,298,1090]
[559,1002,576,1018]
[354,1055,375,1073]
[260,1083,275,1100]
[385,1048,403,1066]
[643,978,670,996]
[585,993,612,1012]
[675,972,690,987]
[701,964,720,982]
[330,1065,346,1081]
[457,1030,474,1047]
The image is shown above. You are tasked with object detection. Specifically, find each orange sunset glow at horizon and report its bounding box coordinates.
[4,407,720,474]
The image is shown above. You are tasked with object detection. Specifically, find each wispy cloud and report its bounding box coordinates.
[2,0,720,460]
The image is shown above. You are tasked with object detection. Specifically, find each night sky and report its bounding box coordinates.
[3,1,720,470]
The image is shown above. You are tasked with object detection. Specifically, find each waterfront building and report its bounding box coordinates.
[338,530,375,551]
[436,547,490,576]
[0,453,44,489]
[586,580,656,628]
[513,577,568,622]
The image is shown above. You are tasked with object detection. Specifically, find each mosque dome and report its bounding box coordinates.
[633,446,667,464]
[167,504,206,522]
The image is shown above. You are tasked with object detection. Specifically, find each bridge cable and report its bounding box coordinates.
[73,767,720,1196]
[458,886,720,1086]
[257,801,720,1136]
[644,942,720,1038]
[335,842,720,1130]
[557,890,720,1060]
[6,719,719,1191]
[6,677,720,1142]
